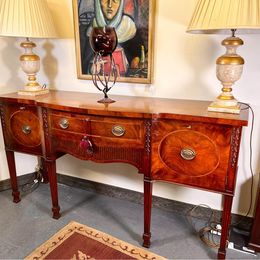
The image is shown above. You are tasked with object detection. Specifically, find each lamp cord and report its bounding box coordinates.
[231,102,255,227]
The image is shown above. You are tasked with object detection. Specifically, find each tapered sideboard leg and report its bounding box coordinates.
[143,177,153,248]
[6,150,21,203]
[218,195,233,259]
[46,159,60,219]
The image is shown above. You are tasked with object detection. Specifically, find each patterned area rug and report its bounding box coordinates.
[25,221,166,260]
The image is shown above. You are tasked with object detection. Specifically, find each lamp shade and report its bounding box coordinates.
[187,0,260,34]
[0,0,56,38]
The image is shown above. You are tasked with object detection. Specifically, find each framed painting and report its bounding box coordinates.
[73,0,155,84]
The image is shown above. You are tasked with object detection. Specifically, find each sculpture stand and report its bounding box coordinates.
[92,53,117,104]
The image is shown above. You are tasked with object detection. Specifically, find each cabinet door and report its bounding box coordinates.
[151,119,239,194]
[0,103,43,155]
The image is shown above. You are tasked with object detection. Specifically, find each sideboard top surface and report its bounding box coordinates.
[0,90,248,126]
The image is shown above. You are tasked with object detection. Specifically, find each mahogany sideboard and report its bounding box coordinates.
[0,91,249,259]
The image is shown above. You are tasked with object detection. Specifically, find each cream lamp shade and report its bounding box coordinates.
[187,0,260,114]
[0,0,57,95]
[187,0,260,34]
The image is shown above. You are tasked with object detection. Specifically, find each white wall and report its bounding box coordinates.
[0,0,259,216]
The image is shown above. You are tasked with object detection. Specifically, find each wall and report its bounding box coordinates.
[0,0,259,216]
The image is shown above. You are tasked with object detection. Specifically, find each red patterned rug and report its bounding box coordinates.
[25,221,165,260]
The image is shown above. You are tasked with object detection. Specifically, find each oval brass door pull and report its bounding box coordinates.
[180,148,196,160]
[22,125,31,135]
[112,125,125,137]
[59,118,69,129]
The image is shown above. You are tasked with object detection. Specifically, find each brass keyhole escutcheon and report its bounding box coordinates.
[22,125,31,135]
[112,125,125,137]
[180,147,196,160]
[59,118,69,129]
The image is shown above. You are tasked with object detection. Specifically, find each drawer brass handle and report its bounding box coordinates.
[22,125,31,135]
[180,148,196,160]
[112,125,125,137]
[59,118,69,129]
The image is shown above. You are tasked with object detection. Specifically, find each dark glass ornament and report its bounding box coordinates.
[90,27,117,57]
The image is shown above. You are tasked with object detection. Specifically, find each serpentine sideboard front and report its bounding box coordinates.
[0,91,248,259]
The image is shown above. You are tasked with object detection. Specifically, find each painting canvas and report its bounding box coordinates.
[73,0,155,84]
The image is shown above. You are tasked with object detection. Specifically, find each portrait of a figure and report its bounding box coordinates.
[74,0,154,83]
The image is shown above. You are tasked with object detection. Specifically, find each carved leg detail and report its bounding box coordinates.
[218,195,233,259]
[46,160,60,219]
[6,150,21,203]
[143,177,153,248]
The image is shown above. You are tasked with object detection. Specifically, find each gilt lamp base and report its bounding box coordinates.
[208,101,240,114]
[18,89,49,96]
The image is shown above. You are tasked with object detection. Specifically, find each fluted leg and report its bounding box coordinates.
[143,177,153,248]
[218,195,233,259]
[6,150,20,203]
[46,159,60,219]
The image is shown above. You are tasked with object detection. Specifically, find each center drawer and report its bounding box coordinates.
[50,110,145,146]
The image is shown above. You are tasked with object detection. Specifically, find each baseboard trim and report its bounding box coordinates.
[248,242,260,253]
[0,173,253,231]
[57,174,253,231]
[0,172,37,192]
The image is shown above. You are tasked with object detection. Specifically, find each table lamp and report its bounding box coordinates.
[0,0,57,96]
[187,0,260,114]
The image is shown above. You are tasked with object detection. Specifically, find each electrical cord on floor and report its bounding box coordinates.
[0,165,43,194]
[186,204,221,248]
[21,170,42,194]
